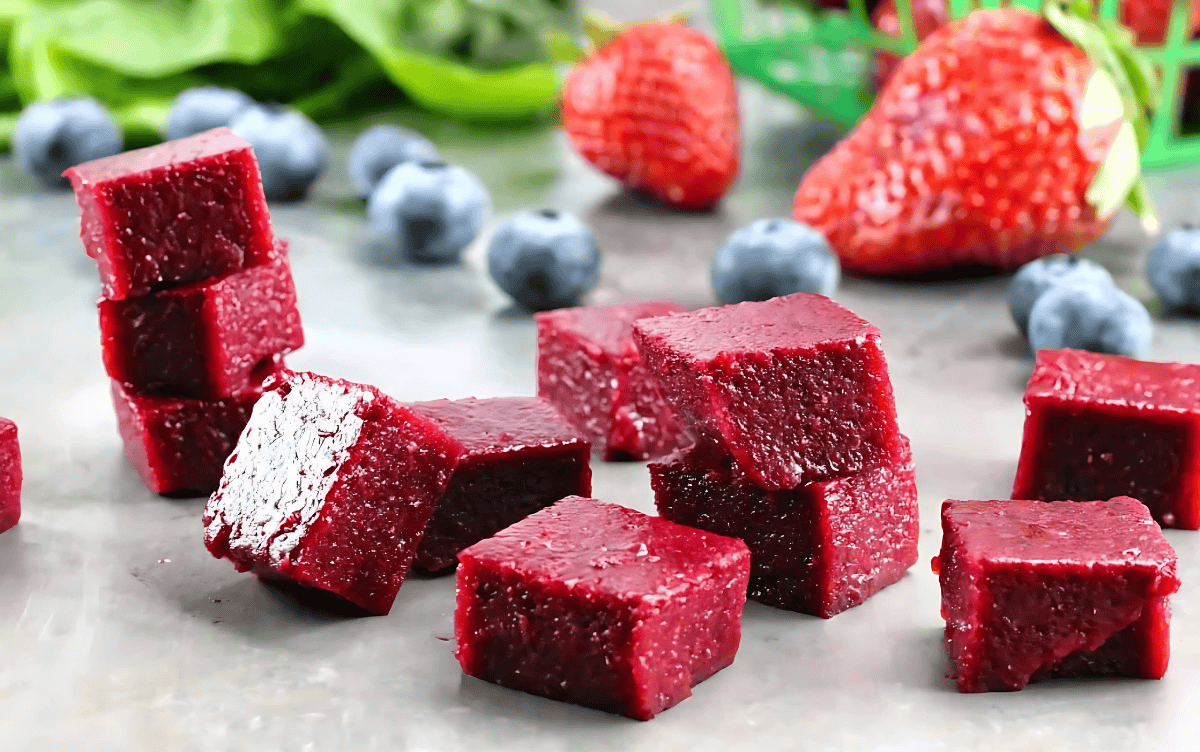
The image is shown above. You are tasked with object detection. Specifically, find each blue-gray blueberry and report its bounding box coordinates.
[1146,227,1200,312]
[487,210,602,310]
[711,219,839,305]
[349,124,440,199]
[1008,255,1113,335]
[229,104,328,201]
[1028,280,1152,359]
[367,161,490,263]
[165,86,254,141]
[13,98,123,188]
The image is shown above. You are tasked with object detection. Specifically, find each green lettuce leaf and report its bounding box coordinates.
[298,0,562,119]
[0,0,570,151]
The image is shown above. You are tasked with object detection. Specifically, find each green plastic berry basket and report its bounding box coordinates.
[710,0,1200,169]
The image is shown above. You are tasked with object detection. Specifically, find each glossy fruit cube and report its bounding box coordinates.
[455,496,750,720]
[535,302,689,461]
[0,418,20,534]
[110,366,276,497]
[1012,348,1200,529]
[937,497,1180,693]
[407,396,591,573]
[65,127,276,300]
[202,371,462,615]
[650,437,918,617]
[99,239,303,400]
[633,292,902,490]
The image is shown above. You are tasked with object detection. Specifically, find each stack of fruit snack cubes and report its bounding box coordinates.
[636,293,919,617]
[65,128,304,495]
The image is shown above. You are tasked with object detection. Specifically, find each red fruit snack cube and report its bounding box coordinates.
[111,365,277,496]
[650,437,918,617]
[633,293,903,490]
[1012,348,1200,529]
[455,496,750,720]
[535,302,690,461]
[407,396,591,573]
[0,418,20,534]
[65,127,276,300]
[203,371,462,615]
[99,239,303,400]
[937,497,1180,693]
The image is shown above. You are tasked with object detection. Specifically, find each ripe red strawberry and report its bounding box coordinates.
[795,7,1156,275]
[870,0,1197,91]
[561,22,741,211]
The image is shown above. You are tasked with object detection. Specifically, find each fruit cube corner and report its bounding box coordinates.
[0,418,21,533]
[408,396,592,573]
[937,497,1179,693]
[455,496,750,720]
[535,302,689,461]
[65,127,276,301]
[633,292,903,490]
[202,371,463,614]
[651,437,918,617]
[1013,349,1200,529]
[99,240,302,400]
[111,370,273,497]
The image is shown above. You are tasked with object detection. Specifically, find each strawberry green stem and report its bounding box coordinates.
[1043,0,1159,233]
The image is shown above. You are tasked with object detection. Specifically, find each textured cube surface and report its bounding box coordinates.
[99,240,303,400]
[535,302,689,461]
[937,497,1180,693]
[111,369,274,496]
[203,371,462,615]
[455,495,750,720]
[407,396,591,573]
[65,127,275,300]
[0,418,20,534]
[650,437,918,617]
[633,293,902,490]
[1012,348,1200,529]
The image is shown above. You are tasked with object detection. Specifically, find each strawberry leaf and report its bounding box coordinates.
[542,29,586,64]
[1043,0,1159,234]
[1079,69,1124,129]
[580,8,693,53]
[1086,120,1140,218]
[1126,181,1159,234]
[583,10,625,49]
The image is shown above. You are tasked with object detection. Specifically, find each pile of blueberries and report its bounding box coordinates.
[8,88,844,313]
[1009,235,1200,359]
[13,89,329,201]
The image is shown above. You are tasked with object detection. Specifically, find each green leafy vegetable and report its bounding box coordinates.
[0,0,576,151]
[299,0,564,119]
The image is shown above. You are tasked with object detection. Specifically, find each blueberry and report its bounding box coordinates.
[367,161,490,264]
[487,210,602,310]
[710,219,839,305]
[1146,227,1200,312]
[349,124,440,199]
[229,104,328,201]
[1027,280,1152,358]
[165,86,254,141]
[13,98,123,189]
[1007,254,1113,335]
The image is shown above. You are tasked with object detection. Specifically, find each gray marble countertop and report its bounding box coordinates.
[4,35,1200,751]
